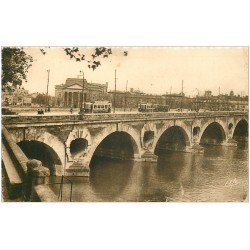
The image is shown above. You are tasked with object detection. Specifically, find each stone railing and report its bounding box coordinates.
[2,126,52,201]
[2,111,247,126]
[2,126,28,177]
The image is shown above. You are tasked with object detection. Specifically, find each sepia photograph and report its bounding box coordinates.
[1,46,248,202]
[1,1,250,250]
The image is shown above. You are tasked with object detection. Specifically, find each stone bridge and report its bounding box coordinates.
[2,111,248,177]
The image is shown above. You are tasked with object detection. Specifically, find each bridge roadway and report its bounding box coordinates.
[2,111,247,127]
[2,111,248,179]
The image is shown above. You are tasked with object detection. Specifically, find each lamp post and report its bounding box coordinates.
[124,80,128,112]
[180,80,184,111]
[113,69,117,113]
[80,70,85,113]
[46,69,50,110]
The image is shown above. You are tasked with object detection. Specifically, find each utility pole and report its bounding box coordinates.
[124,80,128,112]
[80,70,85,113]
[113,69,117,113]
[241,91,243,110]
[46,69,50,109]
[195,88,199,111]
[218,86,221,110]
[169,85,172,110]
[181,80,184,111]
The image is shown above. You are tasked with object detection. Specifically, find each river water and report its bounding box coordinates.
[51,143,248,202]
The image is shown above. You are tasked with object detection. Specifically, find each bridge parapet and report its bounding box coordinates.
[2,126,28,200]
[2,111,247,126]
[2,126,28,176]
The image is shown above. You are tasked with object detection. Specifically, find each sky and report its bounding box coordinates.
[23,47,248,97]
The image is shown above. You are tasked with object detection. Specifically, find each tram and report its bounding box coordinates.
[138,103,169,112]
[138,103,154,112]
[84,101,112,113]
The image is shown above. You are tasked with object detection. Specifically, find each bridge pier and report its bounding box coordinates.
[222,138,238,147]
[141,150,158,162]
[186,144,204,154]
[65,161,90,177]
[200,138,238,147]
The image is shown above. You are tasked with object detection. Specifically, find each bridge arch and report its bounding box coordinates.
[232,118,248,140]
[86,125,142,168]
[65,127,92,161]
[17,140,62,175]
[199,121,227,145]
[153,125,191,155]
[11,128,65,171]
[153,120,191,150]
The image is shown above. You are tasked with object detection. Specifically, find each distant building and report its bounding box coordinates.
[194,91,248,111]
[55,78,109,107]
[2,88,32,106]
[204,90,212,98]
[108,89,192,109]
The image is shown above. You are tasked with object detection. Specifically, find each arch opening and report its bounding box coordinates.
[233,119,248,142]
[228,123,233,130]
[17,140,62,175]
[70,138,88,158]
[193,126,200,137]
[143,130,154,148]
[200,122,226,145]
[154,126,190,156]
[90,131,139,167]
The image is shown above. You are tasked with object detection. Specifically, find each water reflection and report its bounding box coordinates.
[156,152,185,182]
[89,157,133,200]
[50,143,248,202]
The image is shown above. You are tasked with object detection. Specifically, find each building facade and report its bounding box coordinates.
[194,94,248,111]
[55,78,109,108]
[54,79,248,111]
[108,89,192,110]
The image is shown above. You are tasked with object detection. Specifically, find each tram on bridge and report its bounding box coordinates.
[138,103,170,112]
[83,101,112,113]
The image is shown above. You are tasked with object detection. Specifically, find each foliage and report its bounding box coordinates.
[32,93,55,106]
[32,93,46,105]
[1,47,33,91]
[2,47,128,91]
[41,47,128,71]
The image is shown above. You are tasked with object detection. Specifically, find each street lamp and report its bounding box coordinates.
[46,69,50,110]
[79,70,85,114]
[124,80,128,112]
[113,69,117,113]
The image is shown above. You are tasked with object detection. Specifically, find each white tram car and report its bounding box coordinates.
[84,101,112,113]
